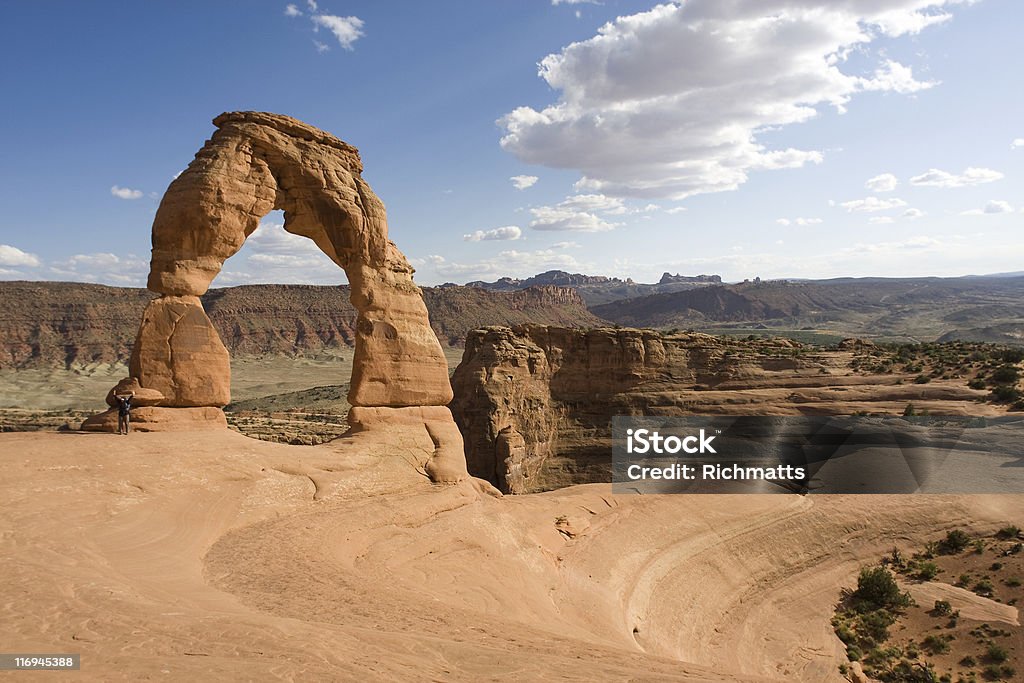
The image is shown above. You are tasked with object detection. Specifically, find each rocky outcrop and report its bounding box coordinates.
[0,282,603,368]
[104,377,164,408]
[449,325,995,494]
[129,296,230,407]
[81,111,471,484]
[81,406,227,432]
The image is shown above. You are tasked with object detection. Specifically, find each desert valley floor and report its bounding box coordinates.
[2,427,1021,681]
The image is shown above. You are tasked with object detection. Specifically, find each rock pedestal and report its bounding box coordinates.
[129,296,230,407]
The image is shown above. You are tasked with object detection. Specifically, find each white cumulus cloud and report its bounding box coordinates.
[500,1,960,200]
[909,167,1004,188]
[840,197,908,213]
[284,4,302,17]
[0,244,41,268]
[865,173,899,193]
[510,175,538,190]
[312,14,364,50]
[111,185,143,200]
[1011,138,1024,149]
[463,226,523,242]
[902,208,925,219]
[529,205,617,232]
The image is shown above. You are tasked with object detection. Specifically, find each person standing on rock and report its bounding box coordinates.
[114,391,135,435]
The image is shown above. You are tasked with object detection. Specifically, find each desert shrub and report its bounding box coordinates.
[922,634,950,654]
[991,385,1022,403]
[917,561,940,580]
[991,562,1003,571]
[860,610,897,644]
[914,374,932,384]
[852,567,913,612]
[961,655,977,667]
[999,348,1024,363]
[989,366,1020,385]
[1004,576,1021,587]
[986,643,1009,663]
[995,525,1021,540]
[969,378,988,390]
[941,529,972,554]
[973,579,994,596]
[933,599,953,616]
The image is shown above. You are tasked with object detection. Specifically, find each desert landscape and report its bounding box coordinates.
[3,2,1024,680]
[1,110,1021,683]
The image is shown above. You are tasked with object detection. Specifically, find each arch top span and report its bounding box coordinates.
[89,112,455,438]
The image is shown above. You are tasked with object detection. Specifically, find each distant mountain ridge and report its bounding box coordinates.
[0,281,606,369]
[590,276,1024,343]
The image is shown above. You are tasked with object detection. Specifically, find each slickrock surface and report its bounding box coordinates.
[1,429,1020,681]
[450,325,1000,493]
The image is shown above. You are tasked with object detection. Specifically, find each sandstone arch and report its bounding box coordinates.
[85,112,467,483]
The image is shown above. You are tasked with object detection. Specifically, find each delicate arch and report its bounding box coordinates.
[138,111,452,408]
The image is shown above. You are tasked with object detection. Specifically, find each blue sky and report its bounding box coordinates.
[0,0,1021,287]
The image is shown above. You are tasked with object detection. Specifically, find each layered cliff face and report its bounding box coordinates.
[0,282,603,368]
[449,325,997,494]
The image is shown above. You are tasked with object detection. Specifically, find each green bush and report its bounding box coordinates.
[921,634,950,654]
[991,385,1022,402]
[990,366,1020,385]
[917,561,940,580]
[914,374,932,384]
[941,529,972,554]
[987,643,1009,663]
[995,525,1021,540]
[852,566,913,612]
[932,599,953,616]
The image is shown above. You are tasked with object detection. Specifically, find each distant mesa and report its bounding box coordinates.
[79,111,469,484]
[658,272,722,285]
[465,269,721,306]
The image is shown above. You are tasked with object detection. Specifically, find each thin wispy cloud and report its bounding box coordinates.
[463,226,522,242]
[776,217,822,226]
[961,200,1014,216]
[840,197,908,213]
[424,249,588,280]
[909,167,1003,188]
[865,173,899,193]
[284,3,364,52]
[110,185,143,200]
[510,175,538,190]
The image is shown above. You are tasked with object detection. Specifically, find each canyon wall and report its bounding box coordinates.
[449,325,993,493]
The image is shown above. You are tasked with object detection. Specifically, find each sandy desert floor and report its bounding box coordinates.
[1,427,1021,681]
